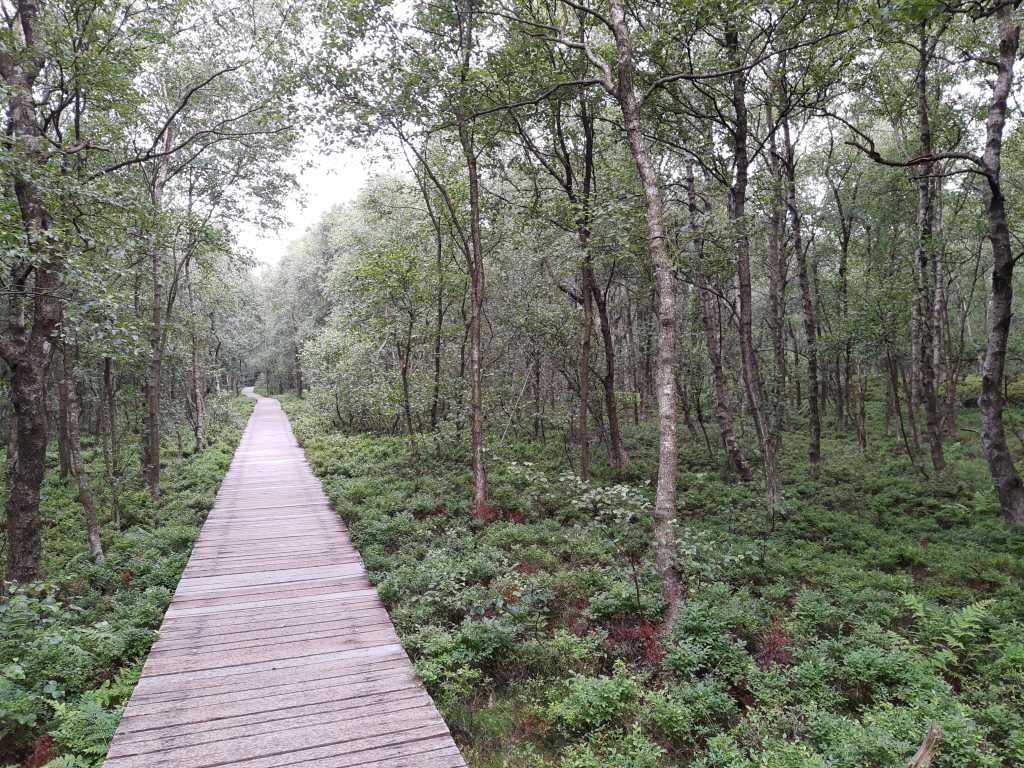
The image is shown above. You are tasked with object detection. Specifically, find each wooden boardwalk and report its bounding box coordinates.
[103,391,466,768]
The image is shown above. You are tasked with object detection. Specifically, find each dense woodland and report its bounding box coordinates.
[2,0,1024,766]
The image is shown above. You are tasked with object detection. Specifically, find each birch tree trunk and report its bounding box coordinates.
[608,0,682,622]
[143,125,175,502]
[978,4,1024,528]
[914,28,947,476]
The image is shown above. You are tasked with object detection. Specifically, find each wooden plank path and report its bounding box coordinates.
[103,390,466,768]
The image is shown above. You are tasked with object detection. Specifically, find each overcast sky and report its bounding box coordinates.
[235,145,373,269]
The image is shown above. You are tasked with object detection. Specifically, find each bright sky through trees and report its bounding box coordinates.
[237,147,372,267]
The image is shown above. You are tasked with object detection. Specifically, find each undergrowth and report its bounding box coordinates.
[0,395,253,768]
[279,393,1024,768]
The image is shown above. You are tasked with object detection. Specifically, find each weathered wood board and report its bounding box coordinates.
[102,391,465,768]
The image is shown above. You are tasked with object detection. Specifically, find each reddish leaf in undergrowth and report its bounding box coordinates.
[606,615,665,665]
[498,584,520,603]
[413,504,448,520]
[517,712,546,738]
[24,736,56,768]
[471,504,498,523]
[506,509,526,524]
[569,617,591,636]
[755,618,793,668]
[644,632,666,665]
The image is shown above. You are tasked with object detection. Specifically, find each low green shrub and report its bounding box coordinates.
[0,395,252,766]
[273,393,1024,768]
[544,661,644,737]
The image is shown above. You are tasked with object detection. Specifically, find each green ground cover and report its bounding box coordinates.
[278,393,1024,768]
[0,396,253,768]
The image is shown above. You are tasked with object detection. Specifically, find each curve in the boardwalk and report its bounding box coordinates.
[102,389,466,768]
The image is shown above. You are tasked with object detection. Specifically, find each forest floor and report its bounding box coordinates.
[0,396,253,768]
[2,393,1022,768]
[274,394,1023,768]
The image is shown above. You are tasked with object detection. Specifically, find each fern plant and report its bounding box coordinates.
[902,594,994,675]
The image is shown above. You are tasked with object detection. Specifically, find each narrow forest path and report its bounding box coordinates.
[102,390,465,768]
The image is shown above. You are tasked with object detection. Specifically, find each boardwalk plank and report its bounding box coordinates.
[105,703,445,767]
[128,656,413,705]
[118,669,419,723]
[102,392,464,767]
[191,726,458,768]
[109,688,433,749]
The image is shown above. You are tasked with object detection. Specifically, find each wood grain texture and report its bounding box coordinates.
[103,390,465,768]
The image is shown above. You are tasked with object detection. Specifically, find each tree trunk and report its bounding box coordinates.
[783,116,822,477]
[676,371,700,442]
[932,186,948,437]
[891,351,926,475]
[2,3,62,583]
[431,229,445,428]
[56,376,71,479]
[399,314,415,438]
[946,243,981,433]
[103,358,123,529]
[183,259,206,453]
[456,0,487,513]
[836,216,852,435]
[592,279,629,469]
[624,291,641,425]
[914,27,947,477]
[608,0,682,623]
[61,349,104,564]
[728,24,783,516]
[579,262,593,483]
[5,346,50,582]
[978,5,1024,527]
[688,163,752,481]
[191,332,206,453]
[689,375,714,457]
[143,126,175,502]
[766,94,788,438]
[575,98,597,482]
[855,367,868,451]
[144,253,162,498]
